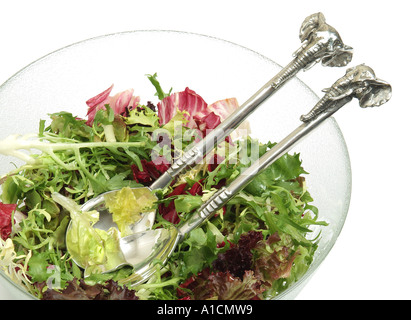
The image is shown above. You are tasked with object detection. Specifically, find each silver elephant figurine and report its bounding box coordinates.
[300,64,392,122]
[296,13,352,67]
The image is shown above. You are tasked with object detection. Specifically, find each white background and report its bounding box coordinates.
[0,0,409,300]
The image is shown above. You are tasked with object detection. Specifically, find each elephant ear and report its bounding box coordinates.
[299,12,326,42]
[357,79,392,108]
[321,45,353,67]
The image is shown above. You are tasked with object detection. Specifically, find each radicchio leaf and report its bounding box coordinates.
[157,88,239,135]
[194,112,221,137]
[195,98,239,122]
[86,85,140,126]
[157,87,207,126]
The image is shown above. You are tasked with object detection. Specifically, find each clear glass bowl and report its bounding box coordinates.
[0,30,351,300]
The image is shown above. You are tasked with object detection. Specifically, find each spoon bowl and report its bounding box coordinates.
[81,187,157,235]
[118,226,180,285]
[65,186,157,272]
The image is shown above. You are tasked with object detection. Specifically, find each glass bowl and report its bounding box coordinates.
[0,30,351,300]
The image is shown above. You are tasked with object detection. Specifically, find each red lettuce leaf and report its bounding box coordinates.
[158,174,228,224]
[178,268,264,300]
[101,280,140,300]
[41,279,104,300]
[253,233,299,282]
[41,279,139,300]
[188,178,205,196]
[158,183,188,224]
[0,202,17,240]
[208,270,264,300]
[212,231,263,278]
[131,160,170,185]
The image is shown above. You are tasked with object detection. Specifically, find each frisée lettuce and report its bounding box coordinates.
[104,187,157,237]
[0,74,326,300]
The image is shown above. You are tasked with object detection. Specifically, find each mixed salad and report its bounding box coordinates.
[0,74,326,300]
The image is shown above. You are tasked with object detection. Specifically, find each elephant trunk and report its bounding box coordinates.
[271,40,332,90]
[300,73,354,122]
[300,90,338,122]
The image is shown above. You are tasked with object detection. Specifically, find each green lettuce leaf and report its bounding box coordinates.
[27,252,50,282]
[174,195,203,213]
[244,152,307,196]
[52,193,124,276]
[177,228,219,278]
[146,73,172,100]
[126,105,159,128]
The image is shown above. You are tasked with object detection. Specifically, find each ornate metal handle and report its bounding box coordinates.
[150,12,353,191]
[300,64,391,122]
[178,187,232,237]
[177,65,391,240]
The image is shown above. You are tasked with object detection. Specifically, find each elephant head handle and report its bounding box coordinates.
[272,12,353,89]
[298,12,353,68]
[300,64,392,122]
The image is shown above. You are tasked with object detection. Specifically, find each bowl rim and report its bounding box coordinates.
[0,29,351,300]
[0,29,279,93]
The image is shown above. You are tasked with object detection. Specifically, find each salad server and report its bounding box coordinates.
[65,12,353,269]
[69,64,391,283]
